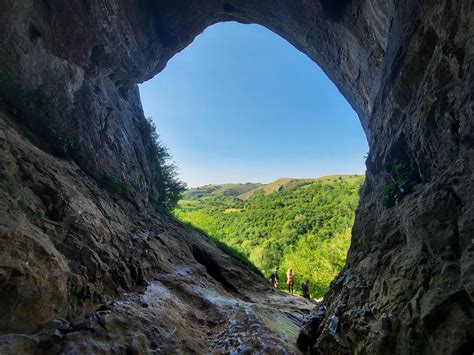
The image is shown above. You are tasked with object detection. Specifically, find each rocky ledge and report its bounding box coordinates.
[0,111,315,353]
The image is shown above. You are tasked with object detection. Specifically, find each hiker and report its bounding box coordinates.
[269,266,279,287]
[301,280,310,300]
[286,268,294,294]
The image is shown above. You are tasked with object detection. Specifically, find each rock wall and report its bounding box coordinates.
[0,0,472,353]
[298,1,474,354]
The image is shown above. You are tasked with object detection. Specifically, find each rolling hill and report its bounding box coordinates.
[238,175,359,199]
[184,175,360,201]
[182,182,262,200]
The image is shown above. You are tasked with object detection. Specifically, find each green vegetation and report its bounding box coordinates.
[183,183,262,200]
[138,117,186,210]
[174,175,364,298]
[101,174,134,197]
[46,121,82,159]
[0,60,82,160]
[0,59,183,210]
[239,178,317,199]
[382,162,414,208]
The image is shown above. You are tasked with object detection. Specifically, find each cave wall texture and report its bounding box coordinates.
[0,0,473,354]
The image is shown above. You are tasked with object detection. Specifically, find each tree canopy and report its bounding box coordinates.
[174,175,364,298]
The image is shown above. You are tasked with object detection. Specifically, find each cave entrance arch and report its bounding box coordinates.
[132,3,472,352]
[139,1,389,134]
[139,20,368,297]
[2,0,470,352]
[129,0,393,323]
[139,21,369,185]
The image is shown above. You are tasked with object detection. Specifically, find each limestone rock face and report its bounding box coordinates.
[0,111,314,353]
[0,0,473,353]
[0,225,69,333]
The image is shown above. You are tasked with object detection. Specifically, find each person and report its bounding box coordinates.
[286,268,294,294]
[269,266,279,288]
[301,280,310,299]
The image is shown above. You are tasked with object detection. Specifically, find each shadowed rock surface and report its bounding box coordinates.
[0,0,473,354]
[0,112,314,353]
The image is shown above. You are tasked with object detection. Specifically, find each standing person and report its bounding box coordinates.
[286,268,294,294]
[269,266,280,288]
[301,280,311,300]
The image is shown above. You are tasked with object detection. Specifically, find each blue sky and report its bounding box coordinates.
[139,22,368,187]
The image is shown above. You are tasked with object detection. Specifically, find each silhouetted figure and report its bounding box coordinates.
[286,268,294,294]
[301,280,310,299]
[269,266,279,287]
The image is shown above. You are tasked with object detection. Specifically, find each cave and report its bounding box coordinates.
[0,1,472,354]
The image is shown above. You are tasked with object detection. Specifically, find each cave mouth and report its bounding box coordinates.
[139,22,368,299]
[1,1,470,352]
[139,22,368,187]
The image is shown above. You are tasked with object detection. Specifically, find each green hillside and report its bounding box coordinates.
[238,178,316,199]
[182,183,262,200]
[174,174,364,298]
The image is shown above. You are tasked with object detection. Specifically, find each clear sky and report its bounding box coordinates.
[139,22,368,187]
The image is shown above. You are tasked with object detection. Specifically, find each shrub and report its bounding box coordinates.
[46,121,82,158]
[382,161,413,208]
[137,117,186,210]
[101,174,134,197]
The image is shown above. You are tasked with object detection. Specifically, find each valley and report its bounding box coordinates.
[174,175,364,298]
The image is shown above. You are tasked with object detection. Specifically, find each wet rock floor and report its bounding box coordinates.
[0,267,315,354]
